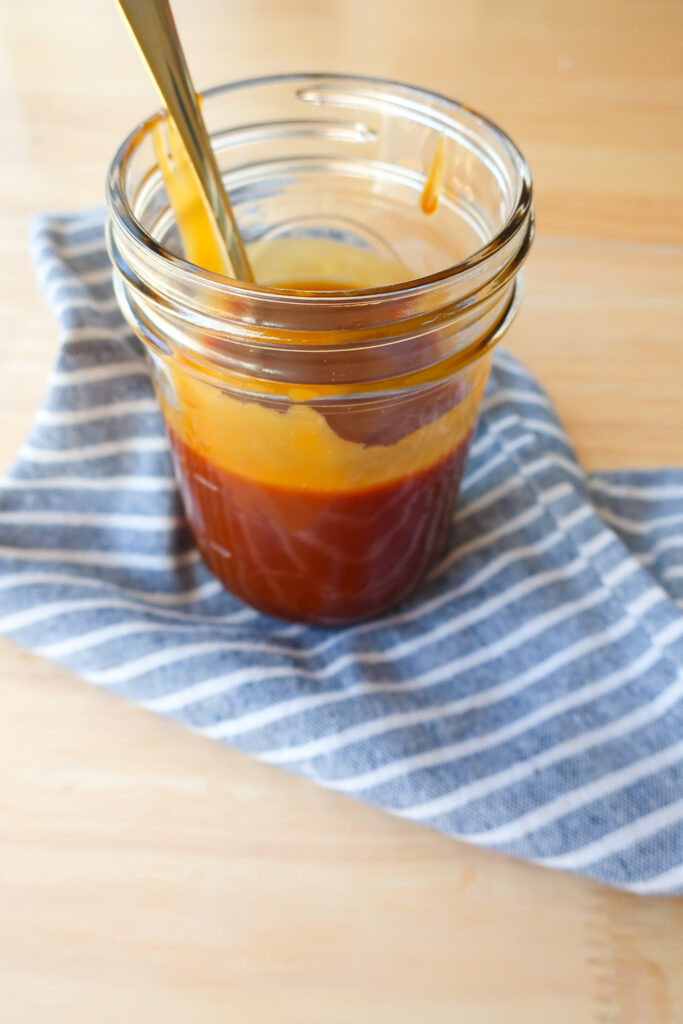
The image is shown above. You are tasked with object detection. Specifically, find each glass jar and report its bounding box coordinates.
[106,74,533,624]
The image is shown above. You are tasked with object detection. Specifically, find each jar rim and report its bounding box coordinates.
[106,71,533,304]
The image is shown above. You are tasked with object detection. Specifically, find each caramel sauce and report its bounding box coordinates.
[271,280,357,292]
[169,426,471,623]
[421,136,446,215]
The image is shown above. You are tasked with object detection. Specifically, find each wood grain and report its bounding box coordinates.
[0,1,682,1020]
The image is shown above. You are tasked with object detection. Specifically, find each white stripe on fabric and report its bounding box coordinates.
[602,556,643,589]
[453,473,526,521]
[60,324,132,344]
[37,620,213,659]
[638,535,683,566]
[0,594,257,632]
[431,485,573,581]
[37,259,112,289]
[453,436,533,491]
[589,479,683,501]
[33,236,107,260]
[539,798,683,871]
[0,599,158,633]
[52,295,121,317]
[36,398,159,426]
[468,427,502,460]
[39,210,106,234]
[44,277,113,304]
[0,572,221,607]
[1,475,175,492]
[462,739,683,846]
[37,608,259,659]
[463,421,539,475]
[74,265,113,285]
[595,506,683,534]
[146,665,296,712]
[38,622,182,659]
[0,545,199,570]
[525,453,583,482]
[518,418,568,442]
[481,389,552,413]
[655,619,683,647]
[627,862,683,895]
[492,351,536,378]
[21,436,168,464]
[562,506,596,532]
[50,361,147,386]
[51,266,113,287]
[145,670,279,713]
[0,510,180,531]
[475,413,520,439]
[462,424,513,465]
[88,639,298,685]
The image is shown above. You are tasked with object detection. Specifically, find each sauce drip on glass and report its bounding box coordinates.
[421,136,446,215]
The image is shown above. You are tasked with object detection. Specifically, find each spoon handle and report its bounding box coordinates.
[116,0,253,282]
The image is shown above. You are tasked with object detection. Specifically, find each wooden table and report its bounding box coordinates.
[1,1,682,1020]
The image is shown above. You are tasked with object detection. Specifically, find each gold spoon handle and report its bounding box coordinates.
[116,0,253,282]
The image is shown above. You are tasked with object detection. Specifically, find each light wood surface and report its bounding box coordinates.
[1,1,682,1021]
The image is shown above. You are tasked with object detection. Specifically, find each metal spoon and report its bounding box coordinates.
[116,0,253,282]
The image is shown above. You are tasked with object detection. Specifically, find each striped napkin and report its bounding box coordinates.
[2,210,682,895]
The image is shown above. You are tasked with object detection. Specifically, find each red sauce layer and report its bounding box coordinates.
[169,431,472,624]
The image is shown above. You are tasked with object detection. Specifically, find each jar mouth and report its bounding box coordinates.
[107,72,533,304]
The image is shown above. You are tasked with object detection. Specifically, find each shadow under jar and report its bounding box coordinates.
[107,73,533,625]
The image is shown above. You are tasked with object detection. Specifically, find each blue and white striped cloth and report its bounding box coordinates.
[2,210,683,894]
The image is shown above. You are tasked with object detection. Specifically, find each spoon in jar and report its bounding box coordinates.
[116,0,254,282]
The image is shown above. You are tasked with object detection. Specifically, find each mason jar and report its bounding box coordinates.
[106,73,533,624]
